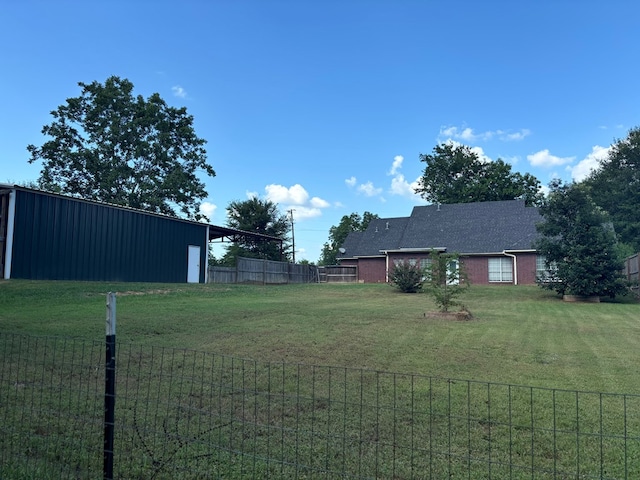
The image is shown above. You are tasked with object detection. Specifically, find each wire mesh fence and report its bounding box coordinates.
[1,332,640,479]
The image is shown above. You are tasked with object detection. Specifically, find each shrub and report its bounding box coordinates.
[390,261,424,293]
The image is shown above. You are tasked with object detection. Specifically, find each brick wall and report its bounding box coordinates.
[342,252,540,285]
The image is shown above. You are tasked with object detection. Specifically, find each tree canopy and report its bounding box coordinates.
[318,211,379,265]
[582,127,640,252]
[27,76,215,220]
[415,143,543,206]
[534,180,626,298]
[221,197,290,265]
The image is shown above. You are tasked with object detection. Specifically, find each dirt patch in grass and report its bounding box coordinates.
[116,289,176,296]
[424,310,474,321]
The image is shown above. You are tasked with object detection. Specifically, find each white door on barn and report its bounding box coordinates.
[187,245,201,283]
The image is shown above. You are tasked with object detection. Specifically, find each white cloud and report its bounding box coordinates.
[469,145,492,163]
[310,197,330,208]
[288,206,323,220]
[540,184,551,197]
[503,129,531,141]
[199,201,216,220]
[570,145,610,182]
[345,176,357,187]
[347,176,384,198]
[389,174,423,200]
[358,181,383,197]
[388,155,404,175]
[172,85,187,98]
[265,183,309,204]
[249,183,330,221]
[383,154,425,200]
[439,125,490,142]
[527,149,575,167]
[439,125,530,143]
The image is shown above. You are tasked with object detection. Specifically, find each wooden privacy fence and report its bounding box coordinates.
[624,253,639,295]
[317,265,357,283]
[208,257,319,284]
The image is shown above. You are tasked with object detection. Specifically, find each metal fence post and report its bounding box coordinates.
[104,292,116,480]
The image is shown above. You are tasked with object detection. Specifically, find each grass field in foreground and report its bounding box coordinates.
[1,280,638,394]
[2,280,640,478]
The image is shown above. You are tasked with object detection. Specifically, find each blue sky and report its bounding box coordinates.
[2,1,639,262]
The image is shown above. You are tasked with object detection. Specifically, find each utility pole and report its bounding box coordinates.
[288,209,296,263]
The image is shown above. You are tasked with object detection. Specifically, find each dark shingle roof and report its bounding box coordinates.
[340,217,410,257]
[337,200,542,259]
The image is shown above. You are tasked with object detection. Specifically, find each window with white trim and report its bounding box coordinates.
[419,258,432,271]
[488,257,513,282]
[536,255,557,282]
[420,258,432,281]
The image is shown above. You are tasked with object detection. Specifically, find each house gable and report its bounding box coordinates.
[403,200,542,253]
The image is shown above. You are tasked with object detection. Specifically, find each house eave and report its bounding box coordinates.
[380,247,447,254]
[457,249,538,256]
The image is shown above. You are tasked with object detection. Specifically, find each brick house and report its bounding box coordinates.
[336,200,546,285]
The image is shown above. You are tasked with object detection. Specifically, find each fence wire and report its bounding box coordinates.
[1,332,640,479]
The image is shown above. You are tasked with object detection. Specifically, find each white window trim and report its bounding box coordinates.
[489,257,513,283]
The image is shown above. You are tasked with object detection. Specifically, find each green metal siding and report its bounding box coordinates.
[10,190,207,282]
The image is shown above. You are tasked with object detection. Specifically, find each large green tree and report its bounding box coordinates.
[415,143,543,206]
[534,180,626,298]
[221,197,291,265]
[318,211,378,265]
[27,76,215,220]
[582,127,640,252]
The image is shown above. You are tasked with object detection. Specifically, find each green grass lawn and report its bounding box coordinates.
[1,279,638,393]
[2,279,640,478]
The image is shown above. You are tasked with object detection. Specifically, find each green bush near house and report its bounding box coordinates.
[389,260,425,293]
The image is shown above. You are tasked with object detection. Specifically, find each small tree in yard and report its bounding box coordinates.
[424,251,469,312]
[390,261,425,293]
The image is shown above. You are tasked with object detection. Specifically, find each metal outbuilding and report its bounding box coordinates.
[0,185,282,283]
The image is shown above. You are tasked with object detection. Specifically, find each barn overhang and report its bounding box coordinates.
[207,224,283,249]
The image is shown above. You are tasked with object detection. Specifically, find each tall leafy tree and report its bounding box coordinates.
[415,143,543,206]
[318,211,379,265]
[222,197,290,264]
[583,127,640,252]
[534,180,626,298]
[27,76,215,220]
